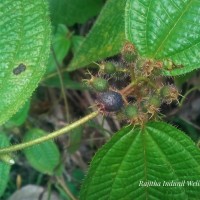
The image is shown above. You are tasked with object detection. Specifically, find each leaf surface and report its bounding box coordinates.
[5,100,30,127]
[23,129,61,175]
[125,0,200,75]
[68,0,127,71]
[48,0,104,26]
[0,0,51,125]
[81,121,200,199]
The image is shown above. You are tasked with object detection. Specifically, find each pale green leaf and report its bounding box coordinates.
[0,133,11,197]
[81,122,200,199]
[125,0,200,75]
[23,129,61,175]
[0,0,51,125]
[68,0,127,71]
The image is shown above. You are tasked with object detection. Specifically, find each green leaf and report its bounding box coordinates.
[71,35,85,54]
[0,133,11,197]
[68,0,127,71]
[43,72,86,90]
[125,0,200,76]
[0,0,51,125]
[5,100,30,128]
[81,122,200,199]
[46,24,71,74]
[23,129,61,175]
[48,0,104,26]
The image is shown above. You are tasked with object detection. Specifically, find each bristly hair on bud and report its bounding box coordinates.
[100,61,117,74]
[160,85,180,104]
[141,60,163,77]
[82,70,109,92]
[138,95,162,119]
[121,42,138,64]
[123,104,138,119]
[84,42,182,127]
[90,77,109,92]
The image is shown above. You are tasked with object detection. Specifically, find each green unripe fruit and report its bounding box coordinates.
[122,42,138,63]
[123,52,137,63]
[160,85,179,104]
[103,62,116,74]
[149,96,161,107]
[135,59,146,70]
[163,60,173,70]
[91,78,109,92]
[124,105,138,118]
[160,86,170,97]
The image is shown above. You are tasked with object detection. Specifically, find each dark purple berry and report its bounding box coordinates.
[97,91,123,112]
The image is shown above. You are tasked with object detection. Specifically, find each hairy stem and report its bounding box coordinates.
[0,111,99,154]
[51,47,70,122]
[121,77,157,96]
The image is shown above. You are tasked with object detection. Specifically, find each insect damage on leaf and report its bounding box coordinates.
[13,63,26,75]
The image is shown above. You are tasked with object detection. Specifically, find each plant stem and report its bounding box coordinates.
[0,111,99,154]
[179,86,200,107]
[56,176,77,200]
[51,47,70,122]
[121,77,157,96]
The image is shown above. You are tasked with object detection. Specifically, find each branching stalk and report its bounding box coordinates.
[0,111,99,154]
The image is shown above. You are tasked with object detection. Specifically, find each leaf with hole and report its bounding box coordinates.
[0,0,51,125]
[81,121,200,199]
[23,129,61,175]
[125,0,200,75]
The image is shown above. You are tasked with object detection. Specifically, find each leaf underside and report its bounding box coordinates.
[81,122,200,199]
[125,0,200,76]
[0,0,51,125]
[68,0,127,71]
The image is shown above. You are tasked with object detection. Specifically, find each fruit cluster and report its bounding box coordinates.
[85,42,180,126]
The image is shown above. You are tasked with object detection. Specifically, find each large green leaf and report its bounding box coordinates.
[48,0,104,26]
[23,129,61,175]
[0,0,51,125]
[68,0,127,71]
[81,122,200,199]
[125,0,200,76]
[0,133,11,197]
